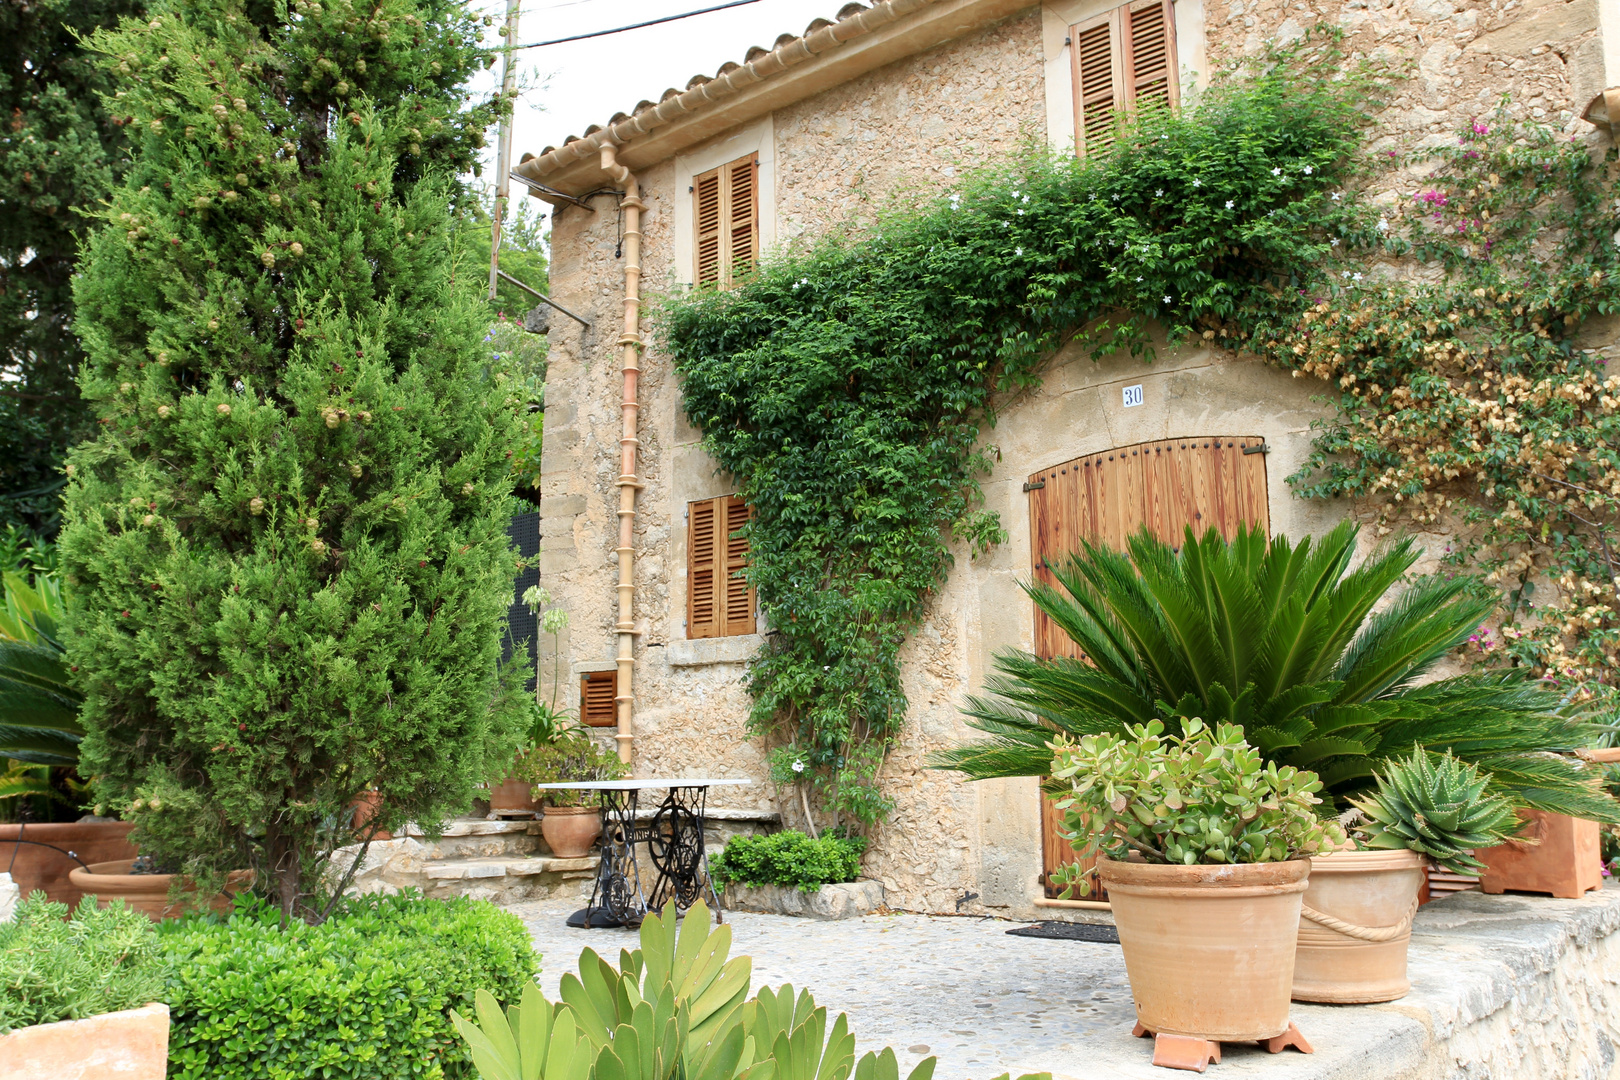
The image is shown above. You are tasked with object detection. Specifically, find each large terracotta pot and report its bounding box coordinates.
[489,777,538,815]
[0,1002,170,1080]
[68,859,253,921]
[0,822,137,907]
[1098,856,1310,1042]
[1291,849,1425,1003]
[540,805,602,858]
[1478,809,1603,899]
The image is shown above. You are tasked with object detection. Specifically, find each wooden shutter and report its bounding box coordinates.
[694,170,722,287]
[688,497,720,638]
[1029,435,1267,895]
[721,495,756,637]
[692,154,759,288]
[688,494,755,638]
[1070,0,1179,157]
[1071,12,1123,156]
[1124,0,1178,112]
[580,671,617,728]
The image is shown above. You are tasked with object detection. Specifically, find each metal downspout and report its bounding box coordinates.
[600,143,644,765]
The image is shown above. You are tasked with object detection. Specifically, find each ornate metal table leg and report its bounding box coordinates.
[587,788,647,927]
[646,785,724,921]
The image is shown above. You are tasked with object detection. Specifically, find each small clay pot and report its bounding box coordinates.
[1292,848,1425,1003]
[350,790,392,840]
[68,859,253,922]
[1098,856,1309,1043]
[488,777,538,815]
[0,822,137,907]
[540,806,602,858]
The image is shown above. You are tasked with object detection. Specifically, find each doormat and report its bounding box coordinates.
[1006,920,1119,944]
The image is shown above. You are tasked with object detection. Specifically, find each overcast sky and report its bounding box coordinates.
[470,0,837,184]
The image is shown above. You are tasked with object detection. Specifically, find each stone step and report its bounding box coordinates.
[423,855,598,881]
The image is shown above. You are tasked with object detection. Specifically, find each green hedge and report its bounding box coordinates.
[709,831,866,892]
[162,893,539,1080]
[0,894,166,1034]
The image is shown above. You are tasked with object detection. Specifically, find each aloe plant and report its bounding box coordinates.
[1351,748,1520,875]
[933,522,1619,821]
[453,900,1047,1080]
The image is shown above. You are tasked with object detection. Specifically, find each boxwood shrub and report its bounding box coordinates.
[161,893,539,1080]
[709,831,866,893]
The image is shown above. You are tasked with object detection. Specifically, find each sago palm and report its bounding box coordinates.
[933,523,1618,820]
[0,571,83,771]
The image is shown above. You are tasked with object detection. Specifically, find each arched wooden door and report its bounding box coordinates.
[1029,436,1269,896]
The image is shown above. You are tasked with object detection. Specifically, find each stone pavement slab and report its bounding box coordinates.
[507,882,1620,1080]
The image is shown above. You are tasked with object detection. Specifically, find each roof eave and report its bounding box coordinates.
[514,0,1032,204]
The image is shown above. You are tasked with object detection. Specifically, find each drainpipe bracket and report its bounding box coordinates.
[616,333,644,348]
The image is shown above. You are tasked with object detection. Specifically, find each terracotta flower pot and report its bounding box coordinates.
[540,805,602,858]
[68,859,253,922]
[0,822,137,907]
[489,776,538,815]
[1097,856,1310,1042]
[1478,809,1603,899]
[1291,848,1426,1003]
[0,1002,170,1080]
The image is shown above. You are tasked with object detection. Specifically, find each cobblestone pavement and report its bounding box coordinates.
[507,898,1130,1080]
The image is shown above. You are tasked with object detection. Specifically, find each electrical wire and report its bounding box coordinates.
[512,0,761,49]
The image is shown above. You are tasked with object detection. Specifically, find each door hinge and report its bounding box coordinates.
[1023,480,1046,492]
[1243,442,1269,455]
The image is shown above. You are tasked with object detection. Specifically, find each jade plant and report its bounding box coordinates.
[1049,718,1347,897]
[1350,748,1519,875]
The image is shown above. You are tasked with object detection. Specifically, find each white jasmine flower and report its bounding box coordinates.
[1341,270,1350,278]
[1015,247,1023,256]
[1352,272,1363,282]
[1330,238,1340,247]
[1331,192,1342,201]
[1226,200,1235,210]
[1136,276,1143,282]
[1017,208,1025,215]
[1021,194,1029,203]
[1303,165,1313,175]
[792,759,805,773]
[1163,295,1172,304]
[949,194,961,209]
[1377,219,1390,231]
[1155,189,1164,197]
[1271,167,1282,176]
[1192,179,1202,188]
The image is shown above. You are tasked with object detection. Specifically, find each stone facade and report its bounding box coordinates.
[527,0,1620,918]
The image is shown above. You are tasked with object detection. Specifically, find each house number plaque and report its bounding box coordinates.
[1122,384,1144,408]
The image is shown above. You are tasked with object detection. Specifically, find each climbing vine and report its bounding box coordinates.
[1259,117,1620,697]
[659,43,1380,827]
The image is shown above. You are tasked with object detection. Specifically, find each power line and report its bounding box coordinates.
[513,0,761,49]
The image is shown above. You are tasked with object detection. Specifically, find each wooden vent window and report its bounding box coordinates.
[693,153,759,288]
[580,670,618,728]
[687,494,755,639]
[1070,0,1179,157]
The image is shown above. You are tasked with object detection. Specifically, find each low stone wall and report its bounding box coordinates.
[721,880,885,920]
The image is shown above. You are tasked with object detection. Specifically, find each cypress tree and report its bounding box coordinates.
[59,0,526,921]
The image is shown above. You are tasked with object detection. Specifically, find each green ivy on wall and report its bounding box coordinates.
[658,44,1379,828]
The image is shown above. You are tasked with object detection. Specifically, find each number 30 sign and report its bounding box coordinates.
[1122,384,1144,408]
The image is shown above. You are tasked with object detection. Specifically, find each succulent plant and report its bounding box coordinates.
[1351,748,1520,875]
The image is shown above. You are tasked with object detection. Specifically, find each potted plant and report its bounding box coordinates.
[489,588,573,816]
[1290,749,1517,1003]
[517,728,629,858]
[1050,718,1344,1056]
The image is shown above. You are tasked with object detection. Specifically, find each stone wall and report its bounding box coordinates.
[532,0,1618,918]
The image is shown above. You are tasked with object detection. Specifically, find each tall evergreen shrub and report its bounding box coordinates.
[59,0,524,920]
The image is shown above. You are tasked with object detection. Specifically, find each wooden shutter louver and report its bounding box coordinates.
[692,154,759,288]
[688,497,720,637]
[1070,0,1179,157]
[688,495,755,639]
[581,670,617,728]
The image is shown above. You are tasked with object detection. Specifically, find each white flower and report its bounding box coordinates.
[1163,295,1172,303]
[1352,272,1363,282]
[949,194,961,209]
[1303,165,1314,175]
[1225,200,1235,210]
[1155,188,1164,197]
[1015,247,1023,256]
[1160,134,1169,140]
[1021,194,1030,204]
[792,759,805,773]
[1271,167,1282,176]
[1136,276,1143,282]
[1341,270,1350,278]
[1377,218,1390,231]
[1017,208,1024,215]
[1331,192,1342,201]
[1191,179,1202,188]
[1330,238,1340,247]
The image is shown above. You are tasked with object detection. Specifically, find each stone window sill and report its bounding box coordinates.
[667,634,763,667]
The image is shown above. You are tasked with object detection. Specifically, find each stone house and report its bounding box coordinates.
[511,0,1620,917]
